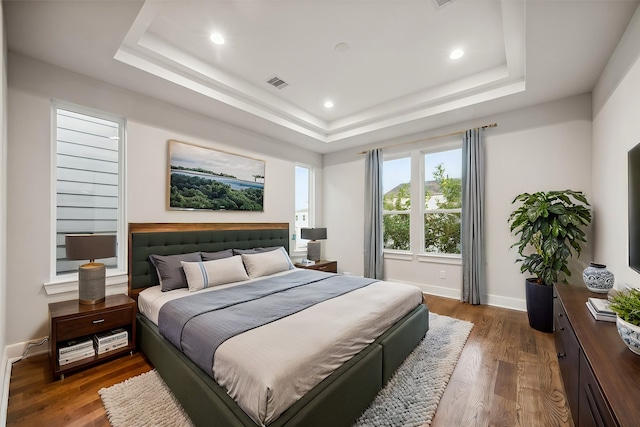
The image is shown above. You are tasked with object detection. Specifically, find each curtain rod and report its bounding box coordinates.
[357,123,497,154]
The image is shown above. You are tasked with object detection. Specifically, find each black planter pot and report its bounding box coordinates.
[525,278,554,333]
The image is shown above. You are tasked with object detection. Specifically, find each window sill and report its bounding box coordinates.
[383,251,462,265]
[383,251,414,261]
[417,253,462,265]
[43,270,128,296]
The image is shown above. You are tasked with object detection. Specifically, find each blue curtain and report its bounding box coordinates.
[461,128,486,304]
[364,149,384,279]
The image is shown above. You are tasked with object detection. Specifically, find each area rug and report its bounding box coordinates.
[99,312,473,427]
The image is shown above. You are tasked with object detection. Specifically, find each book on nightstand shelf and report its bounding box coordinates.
[93,328,128,354]
[95,338,128,355]
[586,299,616,322]
[58,338,93,358]
[59,347,96,365]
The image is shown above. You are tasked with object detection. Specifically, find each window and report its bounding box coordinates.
[382,144,462,256]
[295,165,313,251]
[423,148,462,254]
[54,105,125,278]
[383,157,411,250]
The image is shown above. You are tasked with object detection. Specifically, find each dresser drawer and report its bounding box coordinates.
[579,351,617,427]
[56,306,132,341]
[554,292,580,423]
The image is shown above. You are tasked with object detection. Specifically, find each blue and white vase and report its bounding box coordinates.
[583,263,615,293]
[616,316,640,356]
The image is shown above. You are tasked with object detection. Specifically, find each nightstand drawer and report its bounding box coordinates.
[295,260,338,273]
[313,261,337,272]
[56,306,132,341]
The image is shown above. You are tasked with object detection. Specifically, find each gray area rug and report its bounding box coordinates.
[99,312,473,427]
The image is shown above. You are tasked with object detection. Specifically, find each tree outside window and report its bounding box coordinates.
[424,162,462,254]
[382,157,411,250]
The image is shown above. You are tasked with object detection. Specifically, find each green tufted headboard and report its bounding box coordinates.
[128,223,289,300]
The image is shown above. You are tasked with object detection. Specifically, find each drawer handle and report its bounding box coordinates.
[558,313,563,317]
[93,319,105,324]
[559,327,565,331]
[557,352,565,359]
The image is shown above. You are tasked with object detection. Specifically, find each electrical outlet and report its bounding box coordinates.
[440,270,446,279]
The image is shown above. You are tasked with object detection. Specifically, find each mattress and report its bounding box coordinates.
[138,269,423,425]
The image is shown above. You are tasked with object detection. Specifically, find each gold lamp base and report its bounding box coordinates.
[78,262,106,305]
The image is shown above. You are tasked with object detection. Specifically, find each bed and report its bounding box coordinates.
[128,222,429,427]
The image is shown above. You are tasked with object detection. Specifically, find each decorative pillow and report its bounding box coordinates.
[241,247,294,278]
[149,252,202,292]
[201,248,234,262]
[232,247,279,256]
[181,256,249,292]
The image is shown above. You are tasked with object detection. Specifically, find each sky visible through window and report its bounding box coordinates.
[295,166,309,211]
[383,148,461,194]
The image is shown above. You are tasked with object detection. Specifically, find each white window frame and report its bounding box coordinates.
[294,163,315,253]
[45,101,127,295]
[382,139,462,260]
[382,154,412,252]
[421,143,462,257]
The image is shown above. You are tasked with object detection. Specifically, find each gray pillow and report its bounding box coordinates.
[149,252,202,291]
[232,246,281,256]
[201,248,234,261]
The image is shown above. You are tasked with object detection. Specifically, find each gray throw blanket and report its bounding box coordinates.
[158,270,377,377]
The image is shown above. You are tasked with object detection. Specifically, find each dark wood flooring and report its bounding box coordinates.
[6,295,572,426]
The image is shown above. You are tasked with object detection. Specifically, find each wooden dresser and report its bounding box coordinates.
[554,283,640,426]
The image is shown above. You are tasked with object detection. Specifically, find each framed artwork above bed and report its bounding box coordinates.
[168,139,265,211]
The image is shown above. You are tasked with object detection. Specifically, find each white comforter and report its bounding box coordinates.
[138,269,423,425]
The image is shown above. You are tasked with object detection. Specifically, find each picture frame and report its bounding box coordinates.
[168,140,265,211]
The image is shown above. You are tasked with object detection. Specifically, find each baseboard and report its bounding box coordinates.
[407,281,461,299]
[1,349,15,427]
[404,279,527,311]
[1,337,50,425]
[5,337,49,360]
[485,294,526,312]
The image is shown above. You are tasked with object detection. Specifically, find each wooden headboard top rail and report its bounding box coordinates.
[127,222,289,301]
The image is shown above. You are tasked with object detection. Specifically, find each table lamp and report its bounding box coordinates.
[65,234,117,305]
[300,227,327,261]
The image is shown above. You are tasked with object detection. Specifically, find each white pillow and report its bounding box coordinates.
[241,247,294,278]
[181,256,249,292]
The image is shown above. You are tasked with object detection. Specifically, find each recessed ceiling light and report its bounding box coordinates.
[324,100,334,109]
[335,42,350,53]
[449,49,464,60]
[210,33,225,45]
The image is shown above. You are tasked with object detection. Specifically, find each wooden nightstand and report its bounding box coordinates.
[294,260,338,273]
[49,294,136,379]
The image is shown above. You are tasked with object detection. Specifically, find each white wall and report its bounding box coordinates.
[325,94,593,310]
[592,6,640,289]
[6,52,322,346]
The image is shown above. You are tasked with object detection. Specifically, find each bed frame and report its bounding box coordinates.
[128,222,429,427]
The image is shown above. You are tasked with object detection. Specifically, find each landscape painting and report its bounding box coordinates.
[168,140,265,211]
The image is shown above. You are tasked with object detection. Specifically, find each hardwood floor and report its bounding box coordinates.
[6,295,573,426]
[426,295,573,427]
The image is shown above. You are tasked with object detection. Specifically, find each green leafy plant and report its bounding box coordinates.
[609,288,640,326]
[508,190,592,285]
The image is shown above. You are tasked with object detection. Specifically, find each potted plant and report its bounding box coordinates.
[609,288,640,355]
[508,190,592,332]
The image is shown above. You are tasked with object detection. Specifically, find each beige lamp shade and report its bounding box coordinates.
[65,234,116,305]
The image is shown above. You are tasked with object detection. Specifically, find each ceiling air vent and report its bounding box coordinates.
[266,76,289,90]
[433,0,453,9]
